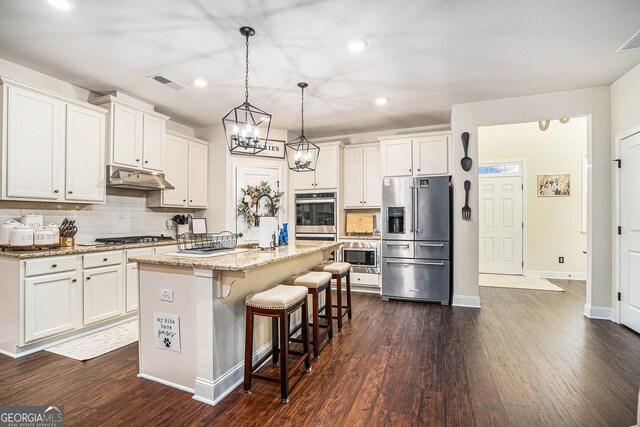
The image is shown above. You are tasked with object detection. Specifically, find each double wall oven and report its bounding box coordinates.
[295,192,337,242]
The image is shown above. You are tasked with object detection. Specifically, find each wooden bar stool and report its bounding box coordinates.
[284,271,333,360]
[313,262,352,330]
[244,285,311,404]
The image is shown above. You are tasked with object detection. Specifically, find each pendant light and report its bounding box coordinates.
[286,82,320,172]
[222,26,271,155]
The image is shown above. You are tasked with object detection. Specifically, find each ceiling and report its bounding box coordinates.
[1,0,639,138]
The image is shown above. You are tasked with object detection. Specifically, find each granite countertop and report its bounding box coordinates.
[339,235,381,240]
[0,239,179,259]
[129,241,343,272]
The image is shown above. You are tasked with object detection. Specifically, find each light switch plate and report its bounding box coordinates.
[160,289,174,302]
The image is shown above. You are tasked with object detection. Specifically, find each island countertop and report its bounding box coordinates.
[129,241,342,272]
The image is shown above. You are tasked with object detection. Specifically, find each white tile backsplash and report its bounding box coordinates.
[0,188,203,244]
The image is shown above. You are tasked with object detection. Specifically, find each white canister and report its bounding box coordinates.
[10,225,34,247]
[34,228,57,246]
[0,220,21,246]
[21,214,43,229]
[45,223,60,241]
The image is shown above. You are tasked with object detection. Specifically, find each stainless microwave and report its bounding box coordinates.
[342,241,380,274]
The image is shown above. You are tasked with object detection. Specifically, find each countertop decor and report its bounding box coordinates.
[236,181,283,228]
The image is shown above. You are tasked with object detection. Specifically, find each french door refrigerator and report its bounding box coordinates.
[381,175,452,304]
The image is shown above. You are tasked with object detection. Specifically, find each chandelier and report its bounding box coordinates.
[285,82,320,172]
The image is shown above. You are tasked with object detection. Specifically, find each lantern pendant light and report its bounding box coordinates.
[222,26,271,155]
[286,82,320,172]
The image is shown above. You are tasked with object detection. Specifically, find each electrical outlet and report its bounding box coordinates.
[559,257,564,264]
[160,289,174,302]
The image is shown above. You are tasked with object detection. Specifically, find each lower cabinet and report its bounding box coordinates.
[126,263,139,313]
[24,271,80,343]
[83,265,124,326]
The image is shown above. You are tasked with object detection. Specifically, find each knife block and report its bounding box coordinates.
[60,237,75,247]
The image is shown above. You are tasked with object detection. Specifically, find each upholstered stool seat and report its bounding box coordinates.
[246,285,308,309]
[313,261,351,275]
[313,261,353,330]
[284,271,333,359]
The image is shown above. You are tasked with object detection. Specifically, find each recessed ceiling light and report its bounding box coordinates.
[375,97,388,106]
[193,78,208,87]
[348,39,368,53]
[46,0,75,10]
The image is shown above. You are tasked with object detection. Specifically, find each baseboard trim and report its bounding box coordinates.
[525,270,586,280]
[193,341,272,406]
[138,373,195,394]
[452,295,481,308]
[583,304,613,320]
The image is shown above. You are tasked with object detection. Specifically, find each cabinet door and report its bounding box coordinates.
[83,265,124,325]
[363,145,381,207]
[162,134,188,207]
[382,139,413,177]
[6,86,65,200]
[188,141,208,208]
[343,148,364,208]
[112,103,143,168]
[142,114,165,172]
[125,263,139,312]
[293,169,316,191]
[315,145,339,190]
[413,135,449,175]
[25,271,79,342]
[65,104,106,203]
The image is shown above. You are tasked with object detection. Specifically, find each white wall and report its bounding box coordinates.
[478,118,587,277]
[612,63,640,138]
[451,86,611,312]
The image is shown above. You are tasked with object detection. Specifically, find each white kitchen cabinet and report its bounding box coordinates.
[293,142,343,191]
[83,265,124,326]
[162,134,189,207]
[188,140,208,208]
[380,132,451,177]
[344,144,381,208]
[125,263,139,312]
[65,104,106,203]
[112,102,144,168]
[24,271,80,343]
[142,114,165,171]
[5,85,65,200]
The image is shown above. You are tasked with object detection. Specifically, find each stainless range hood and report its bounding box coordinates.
[107,166,175,191]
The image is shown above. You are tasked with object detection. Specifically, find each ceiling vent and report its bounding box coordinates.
[618,28,640,52]
[149,74,187,90]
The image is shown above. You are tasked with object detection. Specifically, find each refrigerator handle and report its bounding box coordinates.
[409,185,414,233]
[414,185,419,233]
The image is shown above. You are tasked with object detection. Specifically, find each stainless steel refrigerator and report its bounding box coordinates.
[381,175,452,304]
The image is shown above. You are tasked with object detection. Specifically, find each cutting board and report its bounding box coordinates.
[346,213,374,234]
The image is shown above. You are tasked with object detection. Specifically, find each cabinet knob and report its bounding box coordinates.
[52,264,57,268]
[136,159,140,162]
[183,199,187,202]
[145,160,149,164]
[86,277,91,281]
[54,189,59,193]
[417,169,421,172]
[103,258,108,262]
[72,279,77,283]
[190,200,193,202]
[68,191,73,194]
[409,169,412,172]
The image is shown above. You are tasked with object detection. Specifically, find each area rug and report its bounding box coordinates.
[479,274,564,292]
[45,319,138,361]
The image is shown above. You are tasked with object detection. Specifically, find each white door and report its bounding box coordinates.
[413,135,449,176]
[83,265,124,325]
[142,114,165,171]
[24,271,79,343]
[382,139,413,177]
[65,104,106,203]
[235,165,281,242]
[344,147,364,208]
[112,103,143,168]
[479,175,523,275]
[315,145,339,189]
[620,132,640,332]
[163,134,188,207]
[6,86,65,200]
[363,145,381,207]
[187,141,208,208]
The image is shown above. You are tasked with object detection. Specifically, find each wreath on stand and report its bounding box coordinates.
[236,181,284,229]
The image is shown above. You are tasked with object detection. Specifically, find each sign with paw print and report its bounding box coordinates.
[153,313,181,352]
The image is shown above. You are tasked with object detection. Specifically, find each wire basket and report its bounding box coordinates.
[176,231,239,254]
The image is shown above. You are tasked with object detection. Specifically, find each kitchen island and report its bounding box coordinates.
[129,240,341,406]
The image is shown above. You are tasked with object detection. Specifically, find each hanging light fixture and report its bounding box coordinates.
[286,82,320,172]
[222,26,271,155]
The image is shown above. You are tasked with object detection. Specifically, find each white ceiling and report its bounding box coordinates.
[1,0,639,137]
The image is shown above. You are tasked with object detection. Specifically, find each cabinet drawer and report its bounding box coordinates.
[350,272,379,287]
[382,258,450,302]
[415,241,450,260]
[126,247,155,262]
[25,256,77,277]
[381,241,414,258]
[83,251,123,269]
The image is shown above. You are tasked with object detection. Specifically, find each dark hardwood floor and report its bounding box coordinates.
[1,280,639,426]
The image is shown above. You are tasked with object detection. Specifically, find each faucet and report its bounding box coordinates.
[254,194,275,227]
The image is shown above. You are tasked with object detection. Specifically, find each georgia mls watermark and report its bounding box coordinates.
[0,406,64,427]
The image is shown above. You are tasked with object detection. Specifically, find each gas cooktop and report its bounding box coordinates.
[95,235,174,245]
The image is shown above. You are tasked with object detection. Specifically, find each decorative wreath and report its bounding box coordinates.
[236,181,284,228]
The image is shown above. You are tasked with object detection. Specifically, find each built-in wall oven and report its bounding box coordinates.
[295,192,337,239]
[341,241,380,274]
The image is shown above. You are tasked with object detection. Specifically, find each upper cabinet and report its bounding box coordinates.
[148,131,209,209]
[92,94,169,173]
[344,144,381,208]
[293,141,343,191]
[0,78,107,204]
[379,132,451,177]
